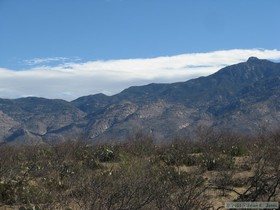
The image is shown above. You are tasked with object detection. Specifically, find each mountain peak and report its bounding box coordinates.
[247,56,260,62]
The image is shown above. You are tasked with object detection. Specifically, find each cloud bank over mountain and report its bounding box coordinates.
[1,49,280,101]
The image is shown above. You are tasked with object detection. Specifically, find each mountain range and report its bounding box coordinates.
[1,57,280,144]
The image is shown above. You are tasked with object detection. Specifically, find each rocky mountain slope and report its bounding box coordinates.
[1,57,280,143]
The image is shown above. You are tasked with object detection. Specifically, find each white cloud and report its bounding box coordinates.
[22,57,81,66]
[1,49,280,101]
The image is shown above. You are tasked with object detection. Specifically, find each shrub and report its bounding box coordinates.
[229,144,247,157]
[94,145,118,162]
[200,154,234,171]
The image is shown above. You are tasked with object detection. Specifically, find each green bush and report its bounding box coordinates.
[200,154,234,171]
[229,144,247,156]
[95,145,118,162]
[159,144,199,166]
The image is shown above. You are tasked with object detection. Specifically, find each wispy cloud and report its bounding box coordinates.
[1,49,280,101]
[22,57,81,66]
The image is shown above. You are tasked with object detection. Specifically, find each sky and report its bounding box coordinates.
[1,0,280,101]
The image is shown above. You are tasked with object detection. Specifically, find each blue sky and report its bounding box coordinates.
[1,0,280,100]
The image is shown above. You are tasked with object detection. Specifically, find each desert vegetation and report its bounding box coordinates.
[0,129,280,210]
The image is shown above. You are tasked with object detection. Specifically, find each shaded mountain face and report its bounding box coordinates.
[0,98,85,143]
[1,57,280,143]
